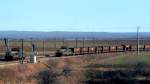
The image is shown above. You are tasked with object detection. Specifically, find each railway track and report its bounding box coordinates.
[0,61,18,67]
[0,50,142,68]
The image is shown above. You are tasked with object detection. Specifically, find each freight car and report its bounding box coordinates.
[123,45,132,51]
[135,45,145,51]
[139,45,145,51]
[89,47,97,54]
[144,45,150,51]
[96,46,103,53]
[109,46,117,52]
[73,48,82,55]
[102,46,110,53]
[116,45,125,52]
[81,47,89,54]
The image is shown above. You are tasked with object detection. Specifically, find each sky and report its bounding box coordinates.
[0,0,149,32]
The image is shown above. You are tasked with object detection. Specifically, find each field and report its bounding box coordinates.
[103,52,150,65]
[0,39,150,83]
[84,52,150,83]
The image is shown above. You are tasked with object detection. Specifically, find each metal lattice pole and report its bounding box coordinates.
[54,38,57,50]
[83,37,85,48]
[43,40,45,56]
[75,38,78,48]
[137,26,140,56]
[62,38,65,47]
[21,39,24,64]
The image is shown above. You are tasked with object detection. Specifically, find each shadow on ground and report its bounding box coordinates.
[84,63,150,84]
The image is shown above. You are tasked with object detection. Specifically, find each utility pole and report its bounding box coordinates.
[83,37,85,48]
[137,26,140,56]
[4,38,9,51]
[29,40,37,64]
[54,38,57,50]
[43,40,45,56]
[75,38,78,48]
[21,39,24,64]
[93,37,95,47]
[62,38,65,46]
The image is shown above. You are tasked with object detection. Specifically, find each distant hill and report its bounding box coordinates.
[0,31,150,40]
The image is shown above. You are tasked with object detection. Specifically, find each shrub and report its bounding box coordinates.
[37,69,59,84]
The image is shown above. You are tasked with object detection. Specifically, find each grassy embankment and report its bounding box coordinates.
[102,52,150,65]
[0,51,150,84]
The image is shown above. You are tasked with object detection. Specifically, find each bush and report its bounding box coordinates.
[0,67,17,83]
[37,69,59,84]
[84,63,150,84]
[62,66,72,77]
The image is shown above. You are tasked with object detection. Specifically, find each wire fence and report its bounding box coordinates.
[0,38,150,57]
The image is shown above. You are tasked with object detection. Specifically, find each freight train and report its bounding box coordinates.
[55,44,150,57]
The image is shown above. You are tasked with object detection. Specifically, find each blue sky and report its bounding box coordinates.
[0,0,149,32]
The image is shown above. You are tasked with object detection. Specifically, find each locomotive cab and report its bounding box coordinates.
[55,46,74,57]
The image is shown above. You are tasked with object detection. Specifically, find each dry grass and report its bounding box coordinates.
[0,62,47,84]
[0,51,149,84]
